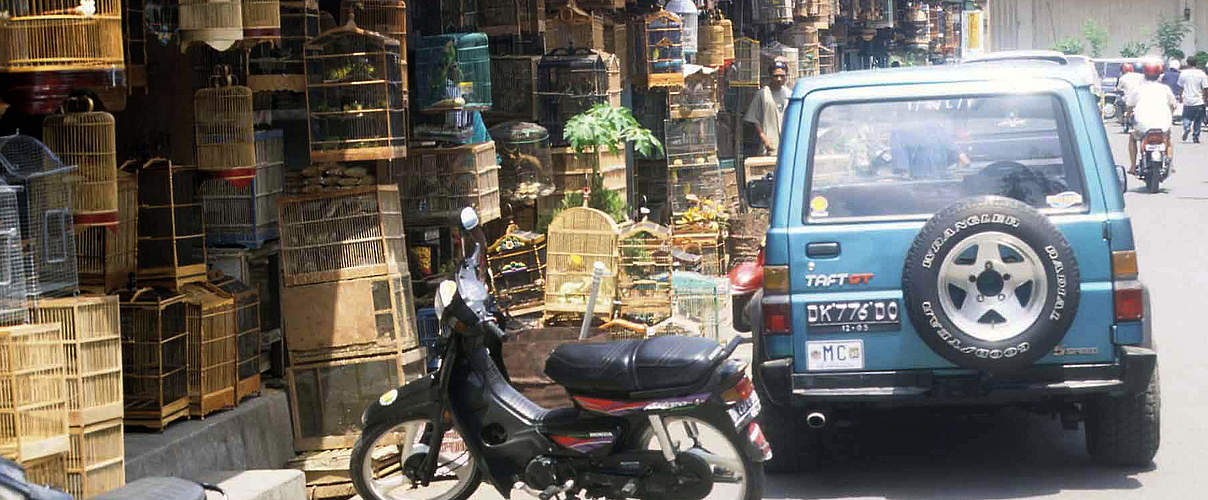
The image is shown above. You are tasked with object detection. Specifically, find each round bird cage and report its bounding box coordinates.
[195,66,256,185]
[0,135,79,298]
[415,32,492,112]
[543,206,619,323]
[305,21,408,162]
[535,48,621,146]
[665,0,698,59]
[242,0,281,45]
[698,15,734,68]
[618,219,672,326]
[180,0,245,52]
[42,96,118,230]
[730,37,760,87]
[638,8,685,89]
[487,121,555,203]
[758,0,794,25]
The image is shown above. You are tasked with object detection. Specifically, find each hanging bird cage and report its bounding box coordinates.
[487,55,540,122]
[397,142,501,226]
[546,3,604,51]
[618,219,672,326]
[697,15,734,68]
[119,288,190,430]
[415,32,492,112]
[730,37,760,87]
[180,0,245,52]
[42,97,118,230]
[0,135,79,299]
[671,271,726,340]
[248,0,319,92]
[135,159,206,289]
[195,66,256,183]
[535,48,621,146]
[478,0,544,37]
[305,21,408,162]
[125,0,149,88]
[486,222,546,317]
[180,282,237,418]
[0,0,125,115]
[0,185,26,327]
[665,0,698,59]
[780,23,819,48]
[77,172,135,294]
[208,273,261,402]
[638,8,685,89]
[761,41,799,86]
[339,0,408,97]
[543,206,619,323]
[807,0,833,29]
[242,0,281,45]
[487,122,555,203]
[673,65,720,118]
[758,0,794,24]
[199,129,283,248]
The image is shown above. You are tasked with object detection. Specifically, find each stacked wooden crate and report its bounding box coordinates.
[0,323,70,491]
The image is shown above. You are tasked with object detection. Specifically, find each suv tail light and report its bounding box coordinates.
[762,265,791,335]
[1112,250,1143,321]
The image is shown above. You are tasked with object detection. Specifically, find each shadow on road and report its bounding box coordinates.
[765,408,1150,500]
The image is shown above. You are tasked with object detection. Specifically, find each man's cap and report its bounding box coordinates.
[769,60,789,75]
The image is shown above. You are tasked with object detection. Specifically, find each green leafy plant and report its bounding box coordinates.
[1081,20,1108,58]
[1153,15,1190,58]
[1120,40,1151,58]
[563,103,664,158]
[1192,50,1208,68]
[536,173,628,233]
[1051,37,1085,55]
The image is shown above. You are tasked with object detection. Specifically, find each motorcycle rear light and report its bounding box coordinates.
[763,265,789,294]
[1144,132,1165,145]
[723,376,755,403]
[762,301,792,335]
[1112,250,1138,279]
[1115,280,1144,321]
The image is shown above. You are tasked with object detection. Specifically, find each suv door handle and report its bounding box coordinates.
[806,242,841,258]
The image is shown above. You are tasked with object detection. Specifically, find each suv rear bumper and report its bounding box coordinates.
[756,346,1156,407]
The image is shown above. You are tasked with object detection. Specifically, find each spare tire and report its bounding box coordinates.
[902,196,1080,372]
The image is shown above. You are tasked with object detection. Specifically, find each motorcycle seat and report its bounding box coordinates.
[544,336,725,398]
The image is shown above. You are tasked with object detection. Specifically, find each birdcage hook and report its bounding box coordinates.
[210,64,237,87]
[59,95,95,114]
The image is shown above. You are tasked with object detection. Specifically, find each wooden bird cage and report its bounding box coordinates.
[0,0,125,115]
[281,271,418,365]
[697,16,733,68]
[488,122,555,203]
[486,223,546,317]
[758,0,793,24]
[243,0,282,45]
[207,244,281,333]
[414,32,492,112]
[730,37,760,87]
[20,453,67,490]
[124,0,149,88]
[638,9,685,89]
[543,207,619,322]
[195,67,256,183]
[135,159,206,289]
[305,21,408,162]
[43,97,118,230]
[397,142,501,226]
[199,129,284,248]
[0,135,80,299]
[180,282,237,418]
[29,295,122,427]
[209,273,260,403]
[277,184,413,287]
[0,185,27,327]
[780,23,819,49]
[339,0,408,94]
[545,4,604,51]
[671,271,726,339]
[119,288,190,431]
[486,55,540,122]
[673,65,719,118]
[549,145,626,199]
[65,418,125,499]
[479,0,544,37]
[247,0,320,92]
[0,323,69,463]
[672,227,726,276]
[618,220,672,326]
[78,172,136,294]
[536,48,621,147]
[180,0,245,52]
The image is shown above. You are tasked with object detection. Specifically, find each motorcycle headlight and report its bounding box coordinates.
[434,280,457,323]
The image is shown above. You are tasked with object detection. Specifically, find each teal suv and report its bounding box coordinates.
[745,61,1158,470]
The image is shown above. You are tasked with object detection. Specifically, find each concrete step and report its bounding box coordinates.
[196,470,306,500]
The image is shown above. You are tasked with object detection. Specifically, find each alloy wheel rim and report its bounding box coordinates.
[936,231,1048,342]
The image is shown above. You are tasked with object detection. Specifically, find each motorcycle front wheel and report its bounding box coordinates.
[350,418,482,500]
[635,415,764,500]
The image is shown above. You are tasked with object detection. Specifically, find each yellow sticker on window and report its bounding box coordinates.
[810,196,829,216]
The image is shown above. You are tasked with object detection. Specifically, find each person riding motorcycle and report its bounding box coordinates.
[1126,59,1178,174]
[1117,63,1145,131]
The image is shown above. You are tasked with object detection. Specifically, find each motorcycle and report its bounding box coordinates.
[350,207,771,500]
[728,248,763,334]
[1135,128,1171,193]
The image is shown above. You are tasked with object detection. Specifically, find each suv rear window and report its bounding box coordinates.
[807,94,1087,221]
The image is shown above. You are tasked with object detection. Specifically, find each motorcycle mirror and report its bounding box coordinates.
[435,280,457,322]
[460,207,480,231]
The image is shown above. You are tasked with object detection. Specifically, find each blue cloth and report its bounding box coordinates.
[891,122,959,179]
[1162,69,1181,96]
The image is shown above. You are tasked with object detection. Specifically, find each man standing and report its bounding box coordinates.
[1162,59,1182,96]
[1177,57,1208,142]
[745,60,791,156]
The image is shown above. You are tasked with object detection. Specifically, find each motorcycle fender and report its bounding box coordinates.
[361,373,440,428]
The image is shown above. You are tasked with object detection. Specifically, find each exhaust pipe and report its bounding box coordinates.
[806,412,827,429]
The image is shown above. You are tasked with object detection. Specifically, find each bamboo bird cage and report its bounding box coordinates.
[543,206,619,323]
[64,418,124,499]
[730,37,761,87]
[546,3,603,51]
[180,0,246,52]
[478,0,544,38]
[195,67,256,185]
[209,273,260,402]
[486,55,540,122]
[29,295,122,428]
[338,0,408,106]
[486,222,546,317]
[697,15,734,68]
[247,0,319,92]
[637,9,685,89]
[199,129,283,248]
[119,288,190,431]
[43,97,119,230]
[618,219,673,326]
[242,0,281,45]
[181,282,237,418]
[0,135,79,299]
[0,322,69,463]
[759,0,794,24]
[0,185,27,327]
[536,48,621,147]
[20,453,67,490]
[398,142,501,226]
[77,172,135,294]
[136,159,206,289]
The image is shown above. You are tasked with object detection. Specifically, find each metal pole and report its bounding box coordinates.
[580,261,608,340]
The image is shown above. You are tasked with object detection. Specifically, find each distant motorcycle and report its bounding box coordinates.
[1135,128,1171,193]
[1117,90,1133,133]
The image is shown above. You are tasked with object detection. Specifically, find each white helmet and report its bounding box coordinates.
[1170,59,1182,70]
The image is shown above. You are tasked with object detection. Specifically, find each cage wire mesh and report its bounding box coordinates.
[199,129,283,247]
[242,0,281,45]
[487,55,539,121]
[0,135,79,298]
[486,223,546,316]
[0,185,26,326]
[543,207,619,319]
[730,37,761,87]
[42,97,119,230]
[248,0,319,85]
[136,159,205,288]
[618,221,672,326]
[535,48,621,147]
[671,270,727,340]
[119,288,190,419]
[639,9,684,88]
[0,0,124,72]
[414,32,492,112]
[487,121,555,203]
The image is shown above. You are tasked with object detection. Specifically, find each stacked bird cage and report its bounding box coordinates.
[671,271,726,340]
[0,0,125,115]
[673,65,720,118]
[125,0,149,87]
[0,135,79,298]
[397,142,501,226]
[730,37,761,87]
[637,9,684,89]
[486,223,546,317]
[180,282,237,418]
[30,296,122,427]
[248,0,320,91]
[242,0,281,45]
[199,129,284,248]
[0,185,27,327]
[180,0,245,51]
[665,118,724,218]
[806,0,833,29]
[618,219,672,326]
[546,3,604,51]
[207,244,280,334]
[487,56,540,122]
[136,159,206,289]
[415,32,491,112]
[549,145,627,200]
[119,288,190,430]
[305,21,408,162]
[758,0,794,24]
[20,453,67,490]
[697,15,734,67]
[543,207,619,324]
[478,0,544,37]
[195,67,256,187]
[77,172,136,294]
[602,14,628,83]
[536,48,621,146]
[64,418,124,499]
[42,97,118,230]
[0,323,68,463]
[209,273,261,402]
[488,122,555,204]
[339,0,408,97]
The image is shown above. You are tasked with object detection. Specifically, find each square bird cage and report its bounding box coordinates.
[618,220,673,327]
[487,121,555,203]
[487,56,540,122]
[181,282,237,418]
[199,129,284,248]
[339,0,408,94]
[42,97,119,230]
[673,66,720,118]
[29,295,122,428]
[730,37,761,87]
[180,0,245,52]
[242,0,281,46]
[136,159,206,289]
[671,271,726,340]
[248,0,320,91]
[281,271,418,365]
[119,288,190,431]
[543,207,619,323]
[415,32,492,112]
[397,142,501,226]
[195,67,256,184]
[536,48,621,147]
[638,9,685,89]
[209,273,261,403]
[64,418,125,499]
[0,185,26,327]
[77,172,136,294]
[546,4,604,51]
[478,0,544,38]
[305,21,408,162]
[0,323,68,463]
[486,223,546,317]
[759,0,794,24]
[0,135,79,299]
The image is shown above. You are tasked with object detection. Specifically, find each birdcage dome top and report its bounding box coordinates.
[307,20,401,49]
[0,134,77,181]
[488,121,549,144]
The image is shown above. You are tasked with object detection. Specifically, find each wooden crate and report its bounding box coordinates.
[0,323,69,462]
[181,283,237,418]
[398,142,502,226]
[78,172,136,294]
[209,273,262,403]
[282,272,418,364]
[30,296,122,427]
[277,185,410,287]
[486,56,539,122]
[543,207,619,322]
[136,159,206,289]
[65,418,125,499]
[20,452,67,490]
[287,349,424,451]
[119,289,190,431]
[550,146,627,197]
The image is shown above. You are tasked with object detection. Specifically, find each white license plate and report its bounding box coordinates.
[729,391,762,427]
[806,340,865,371]
[1144,144,1162,151]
